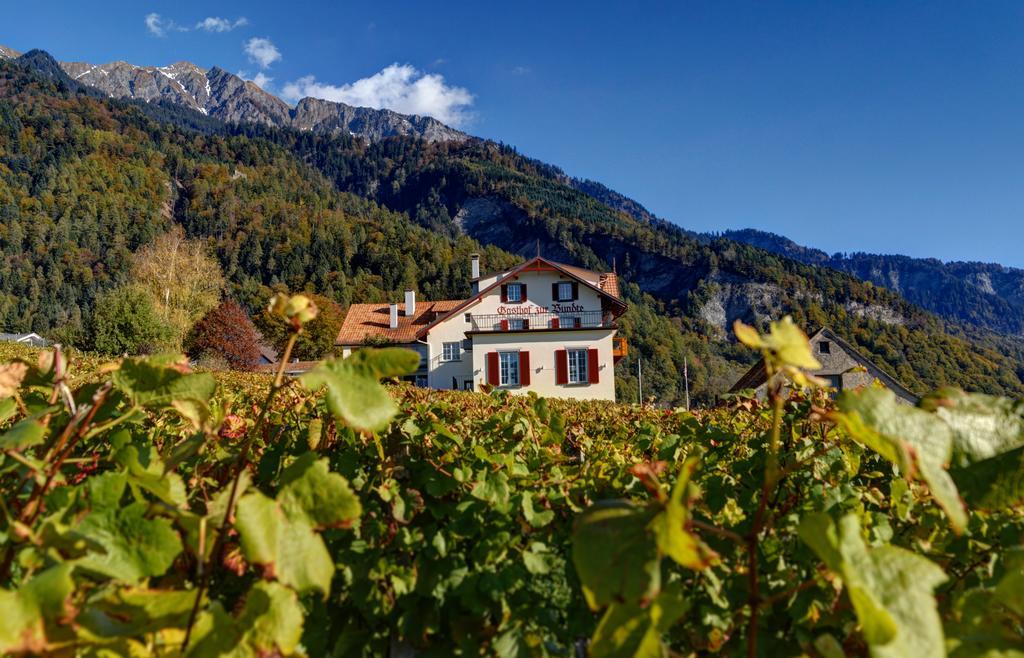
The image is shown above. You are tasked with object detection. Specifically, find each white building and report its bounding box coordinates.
[336,255,628,401]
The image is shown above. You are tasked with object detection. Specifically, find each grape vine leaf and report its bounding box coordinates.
[922,389,1024,510]
[800,514,948,658]
[112,355,216,409]
[648,457,717,569]
[75,502,183,583]
[0,417,47,450]
[300,348,419,431]
[573,501,661,609]
[835,388,968,533]
[589,583,689,658]
[234,490,335,595]
[278,453,362,528]
[77,587,197,639]
[0,564,74,654]
[185,582,304,658]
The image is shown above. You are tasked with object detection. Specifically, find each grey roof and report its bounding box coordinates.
[728,326,919,404]
[0,332,49,346]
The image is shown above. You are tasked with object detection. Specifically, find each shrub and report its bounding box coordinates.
[91,285,173,355]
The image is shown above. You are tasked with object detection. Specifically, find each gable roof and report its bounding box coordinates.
[728,327,919,403]
[414,256,627,340]
[336,300,464,345]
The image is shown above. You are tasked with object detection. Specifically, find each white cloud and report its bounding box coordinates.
[196,17,248,33]
[244,37,281,69]
[282,64,474,126]
[145,13,186,37]
[511,66,531,76]
[250,72,273,90]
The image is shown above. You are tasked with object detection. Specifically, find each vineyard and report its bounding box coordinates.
[0,299,1022,657]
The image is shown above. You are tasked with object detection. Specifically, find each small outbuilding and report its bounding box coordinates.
[729,326,919,404]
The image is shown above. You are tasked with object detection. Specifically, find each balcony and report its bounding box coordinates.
[468,310,613,333]
[613,336,628,362]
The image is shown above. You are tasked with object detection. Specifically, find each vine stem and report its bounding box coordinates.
[747,380,785,658]
[181,331,299,651]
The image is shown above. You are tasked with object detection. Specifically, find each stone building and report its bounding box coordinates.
[729,327,919,404]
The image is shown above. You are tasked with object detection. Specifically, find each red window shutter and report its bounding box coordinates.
[487,352,500,386]
[500,284,508,303]
[500,319,509,331]
[571,282,579,301]
[520,284,527,301]
[552,282,560,301]
[555,349,568,385]
[587,348,600,384]
[551,317,560,329]
[519,351,531,386]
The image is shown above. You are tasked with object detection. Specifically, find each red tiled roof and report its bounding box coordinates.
[336,300,464,345]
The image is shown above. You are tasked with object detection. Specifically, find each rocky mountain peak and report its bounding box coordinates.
[1,45,468,143]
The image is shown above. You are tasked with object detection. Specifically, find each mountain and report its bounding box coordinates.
[3,49,1024,405]
[44,50,467,143]
[724,229,1024,337]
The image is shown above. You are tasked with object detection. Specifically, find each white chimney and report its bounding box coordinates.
[470,253,480,280]
[404,290,416,316]
[389,303,398,329]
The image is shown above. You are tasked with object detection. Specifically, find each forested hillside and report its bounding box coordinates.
[725,228,1024,338]
[2,51,1024,403]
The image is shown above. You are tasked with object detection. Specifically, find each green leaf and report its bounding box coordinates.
[234,490,335,595]
[801,514,947,658]
[0,564,75,654]
[0,417,47,450]
[185,582,303,658]
[522,542,551,575]
[648,457,717,569]
[573,501,661,609]
[734,316,821,370]
[471,470,511,513]
[836,388,967,533]
[300,348,418,432]
[113,355,216,410]
[521,492,554,528]
[590,583,688,658]
[77,587,197,639]
[76,502,182,583]
[925,389,1024,466]
[277,453,361,529]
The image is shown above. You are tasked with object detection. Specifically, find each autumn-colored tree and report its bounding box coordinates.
[255,293,344,360]
[131,227,225,350]
[185,300,262,370]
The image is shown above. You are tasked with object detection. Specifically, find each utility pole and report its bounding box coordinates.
[684,356,690,411]
[637,356,643,406]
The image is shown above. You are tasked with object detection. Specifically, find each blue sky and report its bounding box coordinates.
[4,2,1024,266]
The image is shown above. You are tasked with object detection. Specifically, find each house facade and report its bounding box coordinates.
[729,327,919,404]
[336,255,628,401]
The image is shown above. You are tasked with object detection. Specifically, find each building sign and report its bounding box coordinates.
[496,302,588,315]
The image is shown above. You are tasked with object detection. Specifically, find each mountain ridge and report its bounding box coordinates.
[724,228,1024,337]
[1,44,467,143]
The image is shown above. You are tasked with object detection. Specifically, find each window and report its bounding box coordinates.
[509,318,527,331]
[557,282,573,301]
[465,313,472,323]
[506,283,524,302]
[463,380,473,391]
[567,349,588,384]
[560,315,582,328]
[499,351,520,386]
[818,341,831,354]
[823,374,842,390]
[414,375,428,388]
[442,342,461,362]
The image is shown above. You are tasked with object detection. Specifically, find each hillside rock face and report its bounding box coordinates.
[725,229,1024,336]
[42,51,466,143]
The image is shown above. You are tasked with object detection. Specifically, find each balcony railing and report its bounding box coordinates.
[469,310,613,332]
